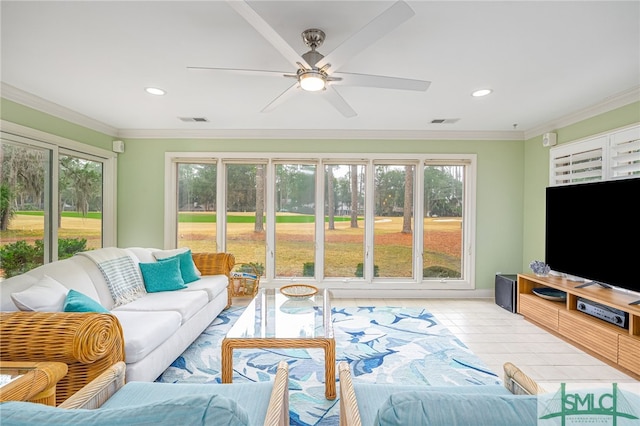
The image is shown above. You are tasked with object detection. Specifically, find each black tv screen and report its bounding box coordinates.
[545,178,640,294]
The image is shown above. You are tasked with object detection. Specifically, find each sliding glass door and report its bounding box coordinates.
[167,153,475,288]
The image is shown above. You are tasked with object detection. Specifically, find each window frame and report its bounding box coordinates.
[165,151,477,290]
[1,120,118,261]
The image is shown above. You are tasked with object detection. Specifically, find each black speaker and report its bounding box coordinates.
[495,274,518,313]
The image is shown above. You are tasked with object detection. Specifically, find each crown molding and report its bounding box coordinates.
[3,83,637,142]
[1,83,118,137]
[115,128,523,141]
[523,86,640,140]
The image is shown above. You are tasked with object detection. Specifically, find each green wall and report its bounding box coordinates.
[521,101,640,272]
[3,98,638,291]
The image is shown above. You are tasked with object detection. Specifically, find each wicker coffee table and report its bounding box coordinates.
[221,287,336,399]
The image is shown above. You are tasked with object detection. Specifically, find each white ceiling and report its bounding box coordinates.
[2,1,639,139]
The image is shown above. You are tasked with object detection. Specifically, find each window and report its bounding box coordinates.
[550,124,640,185]
[166,153,476,289]
[0,123,116,278]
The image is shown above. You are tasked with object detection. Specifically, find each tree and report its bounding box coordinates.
[255,164,264,232]
[327,165,335,230]
[402,165,413,233]
[350,165,358,228]
[59,156,101,217]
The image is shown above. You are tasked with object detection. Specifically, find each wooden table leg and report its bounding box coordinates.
[324,338,336,400]
[221,339,233,384]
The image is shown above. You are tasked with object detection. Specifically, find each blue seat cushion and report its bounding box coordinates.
[0,394,248,426]
[102,381,275,426]
[354,384,511,426]
[374,390,538,426]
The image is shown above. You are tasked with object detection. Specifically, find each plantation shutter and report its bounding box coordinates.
[549,124,640,186]
[550,137,604,185]
[609,126,640,178]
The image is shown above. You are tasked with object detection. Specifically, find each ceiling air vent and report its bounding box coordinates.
[430,118,459,124]
[179,117,209,122]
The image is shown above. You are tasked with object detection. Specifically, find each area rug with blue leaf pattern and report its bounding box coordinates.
[157,305,501,426]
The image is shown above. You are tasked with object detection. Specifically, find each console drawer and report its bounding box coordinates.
[519,293,559,331]
[618,334,640,375]
[559,310,618,362]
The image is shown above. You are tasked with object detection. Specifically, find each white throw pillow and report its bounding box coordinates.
[11,275,69,311]
[153,248,202,276]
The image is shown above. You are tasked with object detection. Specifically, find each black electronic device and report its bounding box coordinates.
[545,178,640,301]
[495,274,518,313]
[576,297,629,329]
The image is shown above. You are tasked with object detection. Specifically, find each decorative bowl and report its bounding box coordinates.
[280,284,318,299]
[532,287,567,301]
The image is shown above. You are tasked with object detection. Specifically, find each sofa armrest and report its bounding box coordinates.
[264,360,290,426]
[503,362,546,395]
[192,252,235,307]
[338,361,362,426]
[0,312,125,406]
[58,361,126,409]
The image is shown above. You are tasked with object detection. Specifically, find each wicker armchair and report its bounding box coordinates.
[191,252,236,308]
[0,312,125,406]
[59,360,290,426]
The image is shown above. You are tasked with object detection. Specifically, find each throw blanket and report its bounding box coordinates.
[78,248,146,307]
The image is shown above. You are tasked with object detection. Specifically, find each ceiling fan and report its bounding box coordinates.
[188,0,430,118]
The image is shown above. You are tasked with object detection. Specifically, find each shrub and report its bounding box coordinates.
[0,238,87,278]
[302,262,315,277]
[355,263,379,277]
[423,265,460,278]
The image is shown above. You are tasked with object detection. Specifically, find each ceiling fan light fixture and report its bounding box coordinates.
[471,88,492,97]
[145,87,166,96]
[299,71,326,92]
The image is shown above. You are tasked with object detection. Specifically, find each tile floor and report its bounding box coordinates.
[333,297,639,388]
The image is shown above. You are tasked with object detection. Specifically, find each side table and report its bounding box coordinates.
[0,361,68,406]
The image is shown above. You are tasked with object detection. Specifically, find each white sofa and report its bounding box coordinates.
[0,247,232,386]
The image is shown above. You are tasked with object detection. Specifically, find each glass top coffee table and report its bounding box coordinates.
[221,287,336,399]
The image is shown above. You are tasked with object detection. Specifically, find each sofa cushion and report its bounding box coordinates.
[112,291,208,324]
[102,381,274,426]
[10,275,68,312]
[0,394,249,426]
[179,274,228,301]
[139,258,187,292]
[110,310,182,363]
[155,249,201,284]
[63,289,109,313]
[374,391,538,426]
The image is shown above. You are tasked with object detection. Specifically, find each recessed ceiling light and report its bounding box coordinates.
[472,89,492,97]
[145,87,166,96]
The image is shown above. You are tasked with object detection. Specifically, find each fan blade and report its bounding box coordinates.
[331,72,430,91]
[316,0,414,72]
[187,66,292,78]
[227,1,310,69]
[323,87,357,118]
[261,83,299,113]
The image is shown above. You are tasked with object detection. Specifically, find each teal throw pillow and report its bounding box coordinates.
[139,257,187,292]
[63,289,109,313]
[0,394,249,426]
[156,249,200,284]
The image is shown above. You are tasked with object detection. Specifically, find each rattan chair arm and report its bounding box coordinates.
[263,360,290,426]
[503,362,546,395]
[58,362,126,409]
[0,312,125,405]
[192,252,236,276]
[338,361,362,426]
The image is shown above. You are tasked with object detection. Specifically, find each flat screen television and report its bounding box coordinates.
[545,178,640,296]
